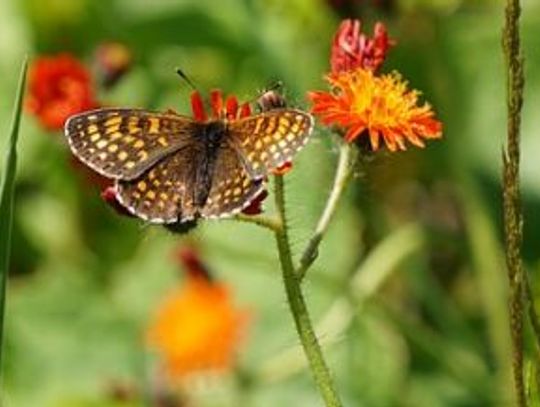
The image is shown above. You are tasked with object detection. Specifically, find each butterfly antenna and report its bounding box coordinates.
[176,68,198,91]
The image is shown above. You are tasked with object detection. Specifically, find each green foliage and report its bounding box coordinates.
[1,0,540,405]
[0,57,27,386]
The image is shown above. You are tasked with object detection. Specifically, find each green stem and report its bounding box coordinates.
[273,175,343,407]
[0,58,28,377]
[297,142,355,280]
[258,223,424,383]
[524,275,540,356]
[234,213,281,232]
[502,0,528,405]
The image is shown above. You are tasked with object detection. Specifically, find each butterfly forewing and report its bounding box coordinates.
[66,103,314,224]
[65,108,195,180]
[115,146,199,223]
[228,109,313,177]
[200,142,264,218]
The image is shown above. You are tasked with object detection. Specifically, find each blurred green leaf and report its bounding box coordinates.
[0,57,27,377]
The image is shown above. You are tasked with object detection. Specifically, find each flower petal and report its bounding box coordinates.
[309,67,443,152]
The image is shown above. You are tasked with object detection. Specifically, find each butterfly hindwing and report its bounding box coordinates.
[65,108,196,180]
[228,109,313,177]
[200,141,264,218]
[115,146,199,223]
[116,141,262,223]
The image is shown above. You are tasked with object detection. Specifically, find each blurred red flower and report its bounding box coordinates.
[26,54,98,130]
[147,247,249,379]
[331,19,395,73]
[175,246,212,281]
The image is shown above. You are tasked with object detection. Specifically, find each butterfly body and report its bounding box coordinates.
[65,105,313,224]
[191,120,229,207]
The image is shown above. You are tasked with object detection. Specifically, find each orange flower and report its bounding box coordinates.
[309,68,442,151]
[26,54,98,130]
[147,249,249,378]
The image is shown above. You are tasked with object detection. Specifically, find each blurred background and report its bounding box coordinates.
[1,0,540,406]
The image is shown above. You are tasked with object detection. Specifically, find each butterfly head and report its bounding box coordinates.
[257,89,287,112]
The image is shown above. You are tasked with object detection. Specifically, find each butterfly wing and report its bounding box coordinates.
[64,108,196,181]
[227,109,313,177]
[199,141,264,219]
[115,145,200,223]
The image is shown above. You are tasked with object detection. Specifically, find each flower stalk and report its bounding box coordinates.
[273,175,343,407]
[234,213,281,233]
[297,141,356,280]
[501,0,531,405]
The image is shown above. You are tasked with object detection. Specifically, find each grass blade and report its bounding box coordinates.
[0,57,28,378]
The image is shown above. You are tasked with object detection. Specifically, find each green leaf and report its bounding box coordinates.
[0,57,28,376]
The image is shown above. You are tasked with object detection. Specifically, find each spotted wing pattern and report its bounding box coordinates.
[115,146,199,223]
[200,142,264,218]
[228,109,313,177]
[65,108,195,180]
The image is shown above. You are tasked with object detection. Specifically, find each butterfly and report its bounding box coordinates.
[64,91,313,224]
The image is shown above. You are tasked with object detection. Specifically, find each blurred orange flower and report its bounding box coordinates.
[26,54,98,130]
[147,248,249,378]
[309,68,442,151]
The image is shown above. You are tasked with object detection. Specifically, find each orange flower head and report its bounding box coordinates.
[26,54,98,130]
[147,264,249,379]
[309,67,442,151]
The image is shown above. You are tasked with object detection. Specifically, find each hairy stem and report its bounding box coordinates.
[273,175,343,407]
[502,0,529,405]
[297,142,355,280]
[234,213,281,232]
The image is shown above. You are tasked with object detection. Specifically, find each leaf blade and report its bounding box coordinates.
[0,57,29,376]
